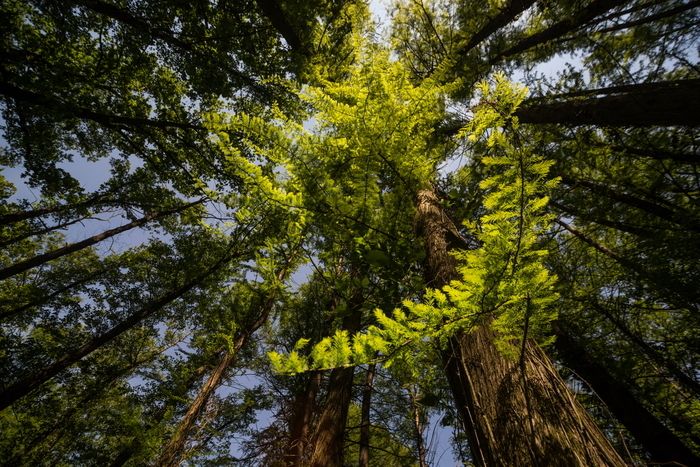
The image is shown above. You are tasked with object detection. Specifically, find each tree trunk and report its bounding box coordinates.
[516,79,700,127]
[415,188,625,466]
[457,0,537,55]
[495,0,627,61]
[154,348,240,467]
[358,364,376,467]
[0,215,89,249]
[0,247,239,411]
[155,254,297,466]
[284,372,321,466]
[0,199,204,282]
[408,388,428,467]
[554,323,700,466]
[309,303,362,467]
[0,191,111,225]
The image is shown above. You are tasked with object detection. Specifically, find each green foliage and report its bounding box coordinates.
[269,73,559,373]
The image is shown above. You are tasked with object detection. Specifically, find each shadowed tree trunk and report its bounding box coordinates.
[457,0,537,56]
[155,255,298,466]
[309,291,363,467]
[284,371,321,466]
[415,188,625,466]
[553,323,700,466]
[154,348,241,467]
[494,0,627,61]
[516,79,700,127]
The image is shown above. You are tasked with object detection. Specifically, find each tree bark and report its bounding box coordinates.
[284,372,321,466]
[309,298,363,467]
[516,79,700,127]
[408,388,428,467]
[155,253,298,466]
[358,364,376,467]
[416,188,625,466]
[0,247,240,411]
[154,348,241,467]
[0,199,203,282]
[554,324,700,466]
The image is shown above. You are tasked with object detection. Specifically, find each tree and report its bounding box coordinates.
[2,0,699,465]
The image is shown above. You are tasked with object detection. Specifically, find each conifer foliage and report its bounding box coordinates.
[1,0,698,465]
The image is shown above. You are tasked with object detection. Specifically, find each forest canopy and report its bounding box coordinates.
[1,0,698,465]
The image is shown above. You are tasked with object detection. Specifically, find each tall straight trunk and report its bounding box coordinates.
[554,324,700,465]
[0,199,204,281]
[109,364,211,467]
[408,388,428,467]
[154,348,240,467]
[0,191,111,225]
[0,215,88,249]
[416,188,625,466]
[310,299,363,467]
[515,79,700,127]
[0,247,239,411]
[495,0,627,61]
[284,372,321,466]
[358,363,376,467]
[457,0,537,56]
[155,256,297,466]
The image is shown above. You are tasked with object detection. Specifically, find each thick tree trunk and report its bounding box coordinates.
[416,188,625,466]
[358,364,376,467]
[516,79,700,127]
[554,324,700,466]
[284,372,321,466]
[309,302,362,467]
[0,199,203,281]
[0,191,111,225]
[0,215,89,249]
[0,248,239,411]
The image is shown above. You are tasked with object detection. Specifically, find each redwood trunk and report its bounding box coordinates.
[309,304,362,467]
[284,372,321,466]
[416,188,625,466]
[516,79,700,127]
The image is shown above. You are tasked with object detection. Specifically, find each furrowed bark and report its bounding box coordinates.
[310,296,363,467]
[416,188,625,466]
[284,372,321,466]
[0,247,239,411]
[554,324,700,465]
[0,199,203,282]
